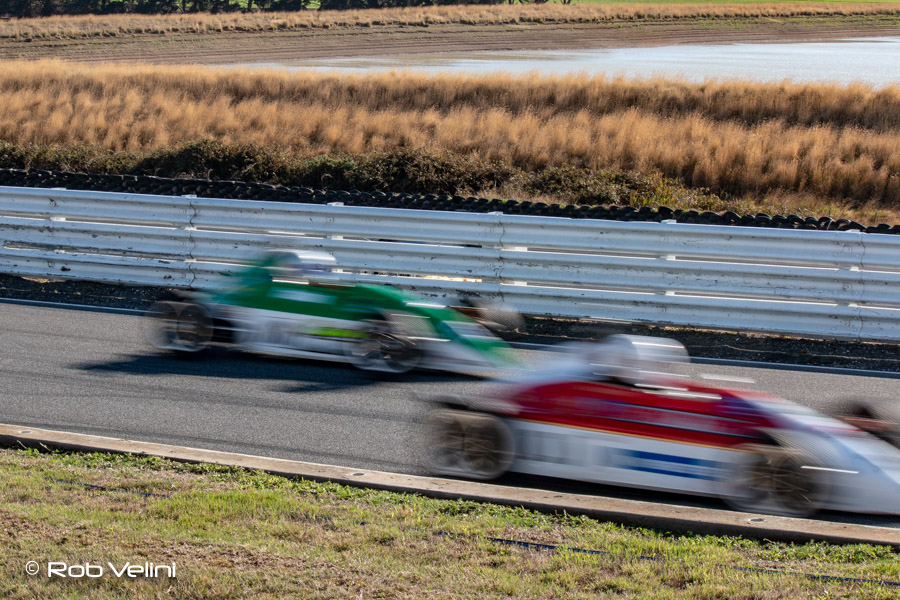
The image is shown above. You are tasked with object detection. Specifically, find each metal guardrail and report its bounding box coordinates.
[2,186,900,341]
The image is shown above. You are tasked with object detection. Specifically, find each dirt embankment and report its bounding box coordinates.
[2,19,900,64]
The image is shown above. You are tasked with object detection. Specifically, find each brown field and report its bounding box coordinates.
[3,3,900,40]
[1,60,899,219]
[1,6,900,221]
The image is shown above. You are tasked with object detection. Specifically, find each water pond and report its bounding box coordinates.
[229,37,900,86]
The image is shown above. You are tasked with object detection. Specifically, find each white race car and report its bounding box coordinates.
[424,335,900,517]
[146,250,521,374]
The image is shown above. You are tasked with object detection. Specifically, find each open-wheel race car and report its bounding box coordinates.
[424,335,900,517]
[146,250,521,374]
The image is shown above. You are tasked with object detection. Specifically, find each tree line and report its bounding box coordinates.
[3,0,525,18]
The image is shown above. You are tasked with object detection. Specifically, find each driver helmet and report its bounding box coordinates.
[588,335,688,385]
[266,250,339,282]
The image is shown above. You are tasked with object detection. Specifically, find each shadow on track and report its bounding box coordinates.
[76,348,489,392]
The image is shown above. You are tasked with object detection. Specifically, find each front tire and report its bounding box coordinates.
[346,321,422,374]
[724,444,829,518]
[834,399,900,448]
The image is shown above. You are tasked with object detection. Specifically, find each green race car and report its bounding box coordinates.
[146,250,521,374]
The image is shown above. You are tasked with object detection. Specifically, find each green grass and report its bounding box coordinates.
[1,447,898,599]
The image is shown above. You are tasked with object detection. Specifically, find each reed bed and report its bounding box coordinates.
[40,67,897,131]
[1,60,899,213]
[3,3,900,39]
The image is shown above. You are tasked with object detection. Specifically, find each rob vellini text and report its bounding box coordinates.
[45,561,176,578]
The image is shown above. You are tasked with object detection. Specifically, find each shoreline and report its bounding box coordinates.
[2,19,900,64]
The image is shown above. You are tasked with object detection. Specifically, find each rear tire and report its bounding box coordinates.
[426,409,514,480]
[146,301,214,355]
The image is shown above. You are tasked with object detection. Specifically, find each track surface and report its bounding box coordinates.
[2,301,898,530]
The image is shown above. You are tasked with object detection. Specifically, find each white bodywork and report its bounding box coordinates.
[215,305,501,372]
[508,419,740,498]
[500,414,900,515]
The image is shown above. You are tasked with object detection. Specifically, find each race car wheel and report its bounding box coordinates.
[426,410,514,480]
[146,301,213,354]
[834,399,900,449]
[428,410,468,471]
[452,298,523,333]
[347,322,422,374]
[725,444,828,518]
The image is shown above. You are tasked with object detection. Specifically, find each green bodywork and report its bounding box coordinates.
[202,254,518,368]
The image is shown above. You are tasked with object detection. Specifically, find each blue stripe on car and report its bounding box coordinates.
[614,449,725,480]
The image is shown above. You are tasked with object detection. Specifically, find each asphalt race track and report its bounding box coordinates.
[2,301,898,530]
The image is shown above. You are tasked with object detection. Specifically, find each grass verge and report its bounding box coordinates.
[1,447,898,599]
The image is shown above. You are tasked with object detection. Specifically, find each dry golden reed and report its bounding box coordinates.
[1,60,899,207]
[3,3,900,39]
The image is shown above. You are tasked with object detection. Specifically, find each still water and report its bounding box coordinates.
[232,37,900,86]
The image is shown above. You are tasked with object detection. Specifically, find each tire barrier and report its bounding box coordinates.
[0,167,894,234]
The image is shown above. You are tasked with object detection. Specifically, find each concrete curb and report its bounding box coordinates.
[2,423,898,548]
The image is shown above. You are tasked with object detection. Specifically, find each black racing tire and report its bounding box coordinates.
[346,320,422,374]
[724,444,829,518]
[146,301,214,355]
[453,298,523,333]
[835,399,900,448]
[426,409,514,480]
